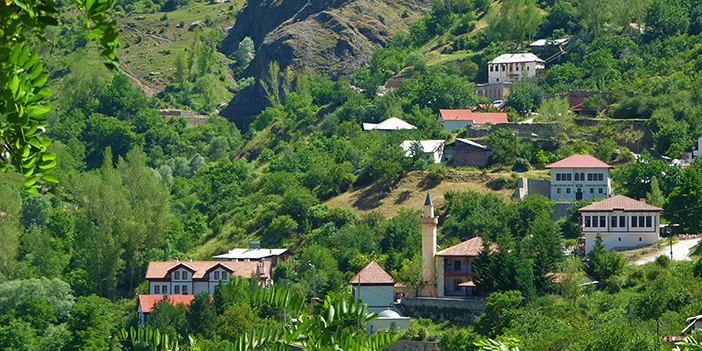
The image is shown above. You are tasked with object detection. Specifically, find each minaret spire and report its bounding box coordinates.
[420,192,438,296]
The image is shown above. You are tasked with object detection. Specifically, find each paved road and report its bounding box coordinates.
[633,238,701,265]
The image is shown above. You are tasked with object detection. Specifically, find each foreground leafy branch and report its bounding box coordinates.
[0,0,119,191]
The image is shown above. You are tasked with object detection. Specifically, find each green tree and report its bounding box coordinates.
[584,234,625,281]
[505,78,541,116]
[474,290,522,338]
[487,128,519,165]
[484,0,542,47]
[645,0,691,40]
[664,162,702,232]
[559,255,584,304]
[67,295,116,351]
[187,292,217,339]
[578,0,612,37]
[234,36,255,70]
[19,194,52,228]
[148,297,189,343]
[635,274,692,347]
[536,97,571,122]
[594,138,618,163]
[394,254,425,297]
[261,61,282,106]
[646,176,664,208]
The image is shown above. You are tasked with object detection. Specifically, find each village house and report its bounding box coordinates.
[212,239,291,269]
[362,117,416,136]
[144,259,271,296]
[578,195,663,253]
[137,294,194,327]
[400,140,445,163]
[443,138,490,168]
[438,109,509,131]
[475,53,545,102]
[350,261,400,313]
[436,236,491,298]
[546,154,612,201]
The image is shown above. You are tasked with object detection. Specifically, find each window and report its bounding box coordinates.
[598,173,604,181]
[154,285,160,294]
[557,188,561,194]
[611,216,617,227]
[496,78,499,82]
[639,237,642,241]
[490,65,493,72]
[527,66,530,70]
[174,271,180,280]
[585,216,591,227]
[588,174,593,181]
[182,272,188,280]
[174,285,180,294]
[618,237,621,241]
[580,172,585,180]
[590,188,594,193]
[162,286,167,294]
[566,188,571,194]
[516,65,519,71]
[566,173,572,181]
[575,173,580,181]
[646,216,652,227]
[592,216,598,227]
[620,216,626,228]
[509,64,513,71]
[556,173,561,181]
[600,216,606,227]
[599,188,603,194]
[631,215,637,227]
[454,260,461,271]
[639,216,645,227]
[214,271,220,280]
[182,285,188,294]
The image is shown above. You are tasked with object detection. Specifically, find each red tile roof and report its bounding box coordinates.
[145,260,271,280]
[578,195,663,212]
[439,109,508,124]
[349,261,396,285]
[546,154,612,169]
[436,237,496,257]
[138,294,195,313]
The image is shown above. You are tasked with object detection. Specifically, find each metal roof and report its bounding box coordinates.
[213,248,291,260]
[488,53,545,64]
[363,117,416,131]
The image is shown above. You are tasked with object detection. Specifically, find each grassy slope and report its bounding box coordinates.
[51,1,243,106]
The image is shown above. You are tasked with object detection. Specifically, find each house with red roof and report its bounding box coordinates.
[546,154,612,201]
[438,109,509,131]
[436,237,496,298]
[144,259,271,296]
[350,261,401,312]
[137,294,195,327]
[578,195,663,252]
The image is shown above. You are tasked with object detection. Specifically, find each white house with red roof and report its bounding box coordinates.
[546,154,612,201]
[144,259,271,296]
[350,261,399,312]
[137,294,195,327]
[438,109,509,131]
[578,195,663,252]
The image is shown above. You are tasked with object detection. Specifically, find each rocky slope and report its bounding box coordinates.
[219,0,430,128]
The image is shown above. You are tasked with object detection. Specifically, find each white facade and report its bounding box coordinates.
[401,140,445,164]
[582,211,659,253]
[352,285,395,313]
[550,167,611,201]
[487,53,544,84]
[149,266,231,295]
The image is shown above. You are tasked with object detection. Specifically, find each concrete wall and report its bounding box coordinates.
[513,177,551,199]
[552,202,576,221]
[401,297,486,324]
[353,286,395,312]
[465,122,566,138]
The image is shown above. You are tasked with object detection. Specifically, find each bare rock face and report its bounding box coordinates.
[219,0,430,129]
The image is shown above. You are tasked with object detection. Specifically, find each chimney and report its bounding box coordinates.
[640,198,646,203]
[186,258,192,262]
[173,257,179,262]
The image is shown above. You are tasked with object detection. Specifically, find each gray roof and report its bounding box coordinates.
[455,138,489,150]
[488,53,545,64]
[363,117,417,131]
[213,248,290,260]
[424,193,433,206]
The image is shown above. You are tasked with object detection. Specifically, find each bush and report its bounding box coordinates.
[512,158,531,172]
[489,176,509,190]
[427,163,447,180]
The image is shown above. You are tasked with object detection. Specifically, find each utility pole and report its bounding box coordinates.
[669,225,673,260]
[308,262,317,298]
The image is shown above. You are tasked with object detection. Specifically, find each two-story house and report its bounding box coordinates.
[436,237,496,298]
[546,154,612,201]
[578,195,663,253]
[144,259,271,296]
[475,53,545,102]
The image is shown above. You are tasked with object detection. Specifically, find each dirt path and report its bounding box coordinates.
[633,238,701,265]
[119,66,157,97]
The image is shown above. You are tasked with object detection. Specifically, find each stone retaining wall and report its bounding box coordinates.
[400,297,487,324]
[465,122,566,138]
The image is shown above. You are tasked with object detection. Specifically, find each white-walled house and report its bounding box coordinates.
[350,261,397,313]
[475,53,545,102]
[578,195,663,253]
[212,245,291,269]
[546,154,612,201]
[400,140,445,163]
[144,259,271,296]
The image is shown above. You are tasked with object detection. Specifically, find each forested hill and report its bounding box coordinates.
[6,0,702,348]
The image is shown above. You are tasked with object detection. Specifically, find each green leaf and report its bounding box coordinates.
[9,75,19,94]
[42,175,58,183]
[23,177,37,187]
[23,52,39,70]
[38,159,56,169]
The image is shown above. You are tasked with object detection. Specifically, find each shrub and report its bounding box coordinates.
[427,163,447,181]
[512,158,531,172]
